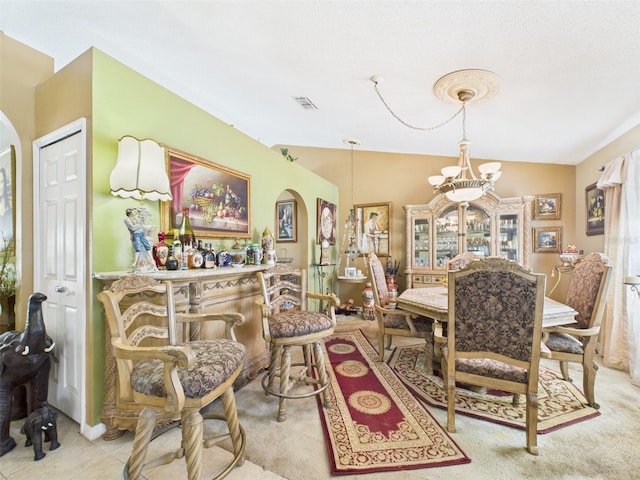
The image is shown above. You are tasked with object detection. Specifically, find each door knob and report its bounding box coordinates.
[55,285,67,293]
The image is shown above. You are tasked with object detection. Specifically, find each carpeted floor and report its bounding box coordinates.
[318,330,470,475]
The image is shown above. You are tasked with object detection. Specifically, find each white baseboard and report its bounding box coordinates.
[80,422,106,441]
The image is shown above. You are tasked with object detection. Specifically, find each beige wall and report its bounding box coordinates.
[0,33,54,323]
[287,145,577,302]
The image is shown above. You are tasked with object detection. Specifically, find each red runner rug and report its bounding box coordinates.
[388,343,600,434]
[318,330,470,475]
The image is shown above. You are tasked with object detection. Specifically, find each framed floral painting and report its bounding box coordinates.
[533,193,561,220]
[161,148,251,239]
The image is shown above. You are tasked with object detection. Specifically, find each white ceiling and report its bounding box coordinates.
[2,0,640,165]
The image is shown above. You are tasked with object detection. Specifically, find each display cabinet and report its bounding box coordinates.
[404,192,533,288]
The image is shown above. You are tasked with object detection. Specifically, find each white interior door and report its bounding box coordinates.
[33,119,87,426]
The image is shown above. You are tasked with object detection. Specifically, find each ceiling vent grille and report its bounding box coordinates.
[294,97,318,110]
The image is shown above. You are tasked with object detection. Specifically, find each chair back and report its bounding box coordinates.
[566,252,611,329]
[448,257,545,366]
[447,252,482,272]
[257,264,308,314]
[97,275,177,402]
[367,252,389,307]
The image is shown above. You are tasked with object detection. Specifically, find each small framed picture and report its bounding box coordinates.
[585,183,605,236]
[344,267,357,278]
[275,200,297,242]
[533,193,561,220]
[533,226,562,253]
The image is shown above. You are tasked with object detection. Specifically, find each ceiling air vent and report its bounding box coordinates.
[294,97,318,110]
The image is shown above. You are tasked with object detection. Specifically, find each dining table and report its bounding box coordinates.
[396,286,578,375]
[397,286,578,328]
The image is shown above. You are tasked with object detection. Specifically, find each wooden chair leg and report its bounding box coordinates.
[313,341,331,408]
[220,387,245,465]
[583,360,600,409]
[559,360,571,381]
[377,329,385,361]
[182,409,204,480]
[278,346,291,422]
[267,344,281,391]
[127,407,156,480]
[446,376,456,433]
[525,393,539,455]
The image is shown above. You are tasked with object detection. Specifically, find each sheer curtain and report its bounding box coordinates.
[597,149,640,384]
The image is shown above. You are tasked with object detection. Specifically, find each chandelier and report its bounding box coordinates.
[372,69,502,203]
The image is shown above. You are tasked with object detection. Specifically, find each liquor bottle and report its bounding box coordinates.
[179,207,196,269]
[188,242,204,268]
[152,232,169,269]
[172,228,183,269]
[203,243,216,269]
[197,239,206,268]
[165,246,179,270]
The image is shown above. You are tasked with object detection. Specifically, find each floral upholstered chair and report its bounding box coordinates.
[436,257,546,455]
[367,252,436,373]
[256,264,339,422]
[97,275,246,480]
[542,252,611,409]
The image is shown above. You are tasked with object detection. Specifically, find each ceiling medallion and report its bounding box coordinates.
[433,69,502,105]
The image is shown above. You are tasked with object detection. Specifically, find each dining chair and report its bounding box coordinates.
[97,275,246,480]
[367,252,436,372]
[255,264,339,422]
[446,252,483,272]
[542,252,611,409]
[437,257,546,455]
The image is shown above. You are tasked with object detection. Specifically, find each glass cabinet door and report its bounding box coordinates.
[413,218,430,268]
[435,207,458,267]
[466,207,490,257]
[499,213,519,262]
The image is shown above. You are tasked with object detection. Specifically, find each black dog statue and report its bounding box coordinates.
[21,402,60,461]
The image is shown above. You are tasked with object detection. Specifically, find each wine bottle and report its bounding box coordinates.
[179,207,196,268]
[172,228,183,269]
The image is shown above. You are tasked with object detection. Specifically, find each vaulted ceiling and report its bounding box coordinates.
[2,1,639,165]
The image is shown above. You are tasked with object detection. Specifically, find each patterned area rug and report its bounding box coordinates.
[318,330,470,475]
[388,344,600,434]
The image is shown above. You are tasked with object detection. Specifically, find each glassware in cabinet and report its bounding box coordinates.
[435,207,458,267]
[413,218,430,268]
[499,213,519,261]
[466,207,491,257]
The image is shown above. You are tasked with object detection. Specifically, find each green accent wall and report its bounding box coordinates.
[43,48,337,427]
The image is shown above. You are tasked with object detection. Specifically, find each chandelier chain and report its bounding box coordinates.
[373,81,464,131]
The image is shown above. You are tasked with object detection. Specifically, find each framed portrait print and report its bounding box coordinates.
[533,193,561,220]
[317,198,336,245]
[585,183,605,236]
[161,148,251,239]
[275,200,297,242]
[355,202,391,257]
[533,226,562,253]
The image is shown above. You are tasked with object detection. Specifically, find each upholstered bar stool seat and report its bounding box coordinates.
[256,265,339,422]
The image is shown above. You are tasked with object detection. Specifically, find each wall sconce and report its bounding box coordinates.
[624,275,640,299]
[110,136,172,201]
